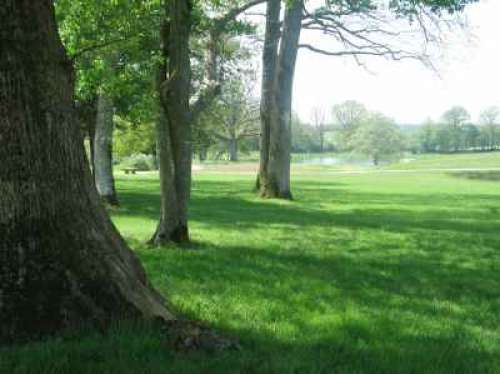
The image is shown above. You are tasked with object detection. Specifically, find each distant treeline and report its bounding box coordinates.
[291,104,500,157]
[411,120,499,154]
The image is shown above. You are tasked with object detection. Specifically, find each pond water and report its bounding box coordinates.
[295,157,341,165]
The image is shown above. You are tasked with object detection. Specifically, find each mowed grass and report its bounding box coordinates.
[2,169,500,373]
[387,151,500,170]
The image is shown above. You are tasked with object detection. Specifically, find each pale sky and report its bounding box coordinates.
[292,0,500,125]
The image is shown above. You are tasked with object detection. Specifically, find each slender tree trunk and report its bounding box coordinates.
[199,147,208,162]
[319,126,325,153]
[228,136,238,162]
[88,115,97,175]
[151,0,192,245]
[261,0,303,199]
[152,144,159,170]
[257,0,281,192]
[0,0,173,343]
[77,99,97,175]
[94,94,119,206]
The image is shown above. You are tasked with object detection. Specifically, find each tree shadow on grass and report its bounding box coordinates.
[3,176,499,373]
[111,176,500,372]
[449,171,500,182]
[115,181,500,237]
[131,235,500,373]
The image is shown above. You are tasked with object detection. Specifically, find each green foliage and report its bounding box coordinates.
[389,0,478,15]
[118,154,157,171]
[442,106,470,127]
[200,78,258,131]
[416,120,435,153]
[195,42,260,159]
[114,117,156,158]
[56,0,162,163]
[56,0,161,101]
[331,100,368,151]
[413,106,500,153]
[291,115,324,153]
[349,112,404,164]
[3,168,500,373]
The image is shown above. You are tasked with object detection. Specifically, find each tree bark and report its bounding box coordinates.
[257,0,281,193]
[88,110,97,176]
[153,1,259,244]
[259,0,303,199]
[94,94,119,206]
[228,136,238,162]
[206,31,219,84]
[150,0,192,245]
[0,0,173,344]
[76,98,97,175]
[152,99,186,244]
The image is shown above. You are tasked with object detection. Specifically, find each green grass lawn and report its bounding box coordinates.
[2,170,500,373]
[387,152,500,170]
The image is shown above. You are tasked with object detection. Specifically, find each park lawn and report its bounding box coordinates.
[190,151,500,175]
[386,151,500,170]
[2,170,500,373]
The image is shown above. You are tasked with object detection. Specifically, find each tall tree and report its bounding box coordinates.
[0,0,172,343]
[479,106,500,151]
[441,105,470,152]
[257,0,310,198]
[332,100,368,150]
[350,113,404,165]
[257,0,475,199]
[152,0,263,244]
[257,0,281,196]
[311,107,327,153]
[152,0,193,244]
[199,77,260,161]
[265,0,304,199]
[417,119,438,153]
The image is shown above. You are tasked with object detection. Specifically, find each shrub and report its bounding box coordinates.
[119,153,157,171]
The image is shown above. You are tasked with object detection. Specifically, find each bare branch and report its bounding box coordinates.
[190,83,222,123]
[298,43,419,61]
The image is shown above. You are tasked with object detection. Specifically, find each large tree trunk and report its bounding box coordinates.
[259,0,303,199]
[257,0,281,193]
[152,101,186,244]
[94,94,119,206]
[0,0,173,343]
[151,0,192,245]
[168,0,193,243]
